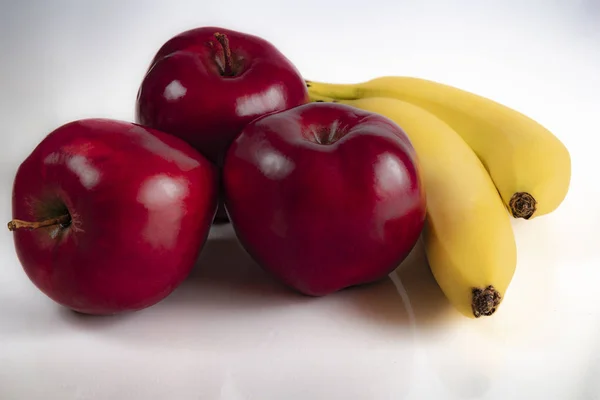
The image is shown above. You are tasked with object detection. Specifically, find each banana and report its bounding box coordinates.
[309,93,517,318]
[306,77,571,220]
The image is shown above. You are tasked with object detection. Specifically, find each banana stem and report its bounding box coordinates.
[308,91,337,103]
[305,80,361,100]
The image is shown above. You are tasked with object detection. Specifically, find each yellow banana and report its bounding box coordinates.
[309,93,517,318]
[306,77,571,220]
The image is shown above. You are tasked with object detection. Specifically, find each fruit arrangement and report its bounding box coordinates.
[7,26,571,319]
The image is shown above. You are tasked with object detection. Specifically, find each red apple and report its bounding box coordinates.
[135,26,309,223]
[223,103,427,296]
[8,119,218,315]
[135,26,308,165]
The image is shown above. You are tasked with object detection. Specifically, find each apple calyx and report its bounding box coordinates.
[313,126,344,145]
[213,32,235,77]
[7,214,71,232]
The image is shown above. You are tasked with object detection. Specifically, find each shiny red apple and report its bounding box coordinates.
[223,103,427,296]
[8,119,218,315]
[135,26,308,165]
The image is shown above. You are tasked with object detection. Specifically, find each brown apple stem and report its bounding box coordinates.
[7,214,71,232]
[214,32,234,76]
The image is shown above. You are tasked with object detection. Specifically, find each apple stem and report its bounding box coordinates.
[7,214,71,232]
[214,32,234,76]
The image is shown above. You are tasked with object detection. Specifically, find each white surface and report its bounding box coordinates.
[1,1,599,399]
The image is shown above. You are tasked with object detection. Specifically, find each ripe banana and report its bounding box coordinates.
[306,77,571,220]
[309,93,517,318]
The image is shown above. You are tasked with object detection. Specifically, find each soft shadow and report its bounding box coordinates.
[170,225,417,329]
[168,227,309,310]
[57,306,142,329]
[1,299,67,338]
[57,225,420,348]
[1,291,140,339]
[328,279,411,328]
[154,225,416,328]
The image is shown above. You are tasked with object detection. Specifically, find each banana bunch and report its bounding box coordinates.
[307,77,571,219]
[306,77,571,318]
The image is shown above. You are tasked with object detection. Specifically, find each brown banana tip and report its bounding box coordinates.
[509,192,537,219]
[471,285,502,318]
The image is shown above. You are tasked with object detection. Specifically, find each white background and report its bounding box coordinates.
[1,1,599,399]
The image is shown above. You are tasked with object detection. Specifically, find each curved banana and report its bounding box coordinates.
[309,93,517,318]
[306,77,571,220]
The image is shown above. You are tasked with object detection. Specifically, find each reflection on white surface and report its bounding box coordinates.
[0,224,420,399]
[235,84,285,117]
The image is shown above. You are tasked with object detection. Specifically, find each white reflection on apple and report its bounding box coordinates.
[45,152,100,190]
[235,84,285,117]
[66,155,100,190]
[163,80,187,101]
[374,153,408,195]
[257,150,295,181]
[373,153,417,239]
[130,126,200,172]
[137,174,188,249]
